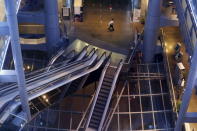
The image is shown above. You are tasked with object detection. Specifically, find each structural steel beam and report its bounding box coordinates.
[0,70,17,82]
[0,22,9,36]
[4,0,31,120]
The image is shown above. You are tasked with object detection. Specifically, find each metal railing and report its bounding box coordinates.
[0,52,108,124]
[0,49,97,93]
[98,59,123,131]
[76,92,96,130]
[102,81,128,131]
[85,58,111,129]
[174,0,196,52]
[160,29,178,117]
[124,29,143,65]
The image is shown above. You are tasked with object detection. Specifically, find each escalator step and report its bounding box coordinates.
[96,100,106,106]
[92,110,102,116]
[90,118,99,124]
[91,115,101,122]
[98,95,107,100]
[100,89,110,95]
[89,122,99,129]
[97,97,107,103]
[102,86,111,90]
[103,79,113,83]
[102,82,112,86]
[105,75,114,79]
[98,93,108,99]
[104,77,113,81]
[94,107,104,113]
[95,104,105,111]
[96,99,106,105]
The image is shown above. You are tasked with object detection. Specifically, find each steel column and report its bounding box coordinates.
[44,0,60,51]
[143,0,162,63]
[4,0,31,120]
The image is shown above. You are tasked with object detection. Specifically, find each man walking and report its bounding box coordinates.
[108,18,114,32]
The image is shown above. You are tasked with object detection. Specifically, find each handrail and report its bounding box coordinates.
[124,29,143,65]
[0,49,97,94]
[47,49,73,68]
[76,92,95,130]
[0,52,98,97]
[103,81,128,131]
[160,29,178,116]
[46,50,76,72]
[27,52,107,101]
[25,49,90,78]
[85,58,111,129]
[0,53,107,123]
[174,0,195,52]
[24,47,93,79]
[98,59,123,131]
[46,46,89,72]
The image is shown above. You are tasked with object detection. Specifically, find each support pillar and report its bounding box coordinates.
[44,0,60,51]
[143,0,162,63]
[4,0,31,120]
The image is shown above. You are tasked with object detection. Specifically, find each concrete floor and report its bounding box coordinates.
[68,0,133,54]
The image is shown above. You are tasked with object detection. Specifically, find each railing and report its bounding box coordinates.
[160,29,178,117]
[174,0,197,52]
[0,51,97,95]
[0,52,108,124]
[124,29,143,65]
[85,58,111,129]
[98,59,123,131]
[102,81,128,131]
[76,92,95,130]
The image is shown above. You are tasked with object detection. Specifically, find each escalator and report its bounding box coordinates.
[32,46,90,108]
[85,59,123,131]
[0,46,109,124]
[45,46,95,102]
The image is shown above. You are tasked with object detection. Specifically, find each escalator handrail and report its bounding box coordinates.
[103,81,128,131]
[0,52,98,97]
[27,47,95,78]
[48,49,65,66]
[46,50,75,70]
[25,50,87,78]
[0,52,107,124]
[98,59,123,131]
[27,51,106,96]
[24,49,98,84]
[27,52,107,101]
[0,50,98,96]
[85,56,111,129]
[46,45,89,71]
